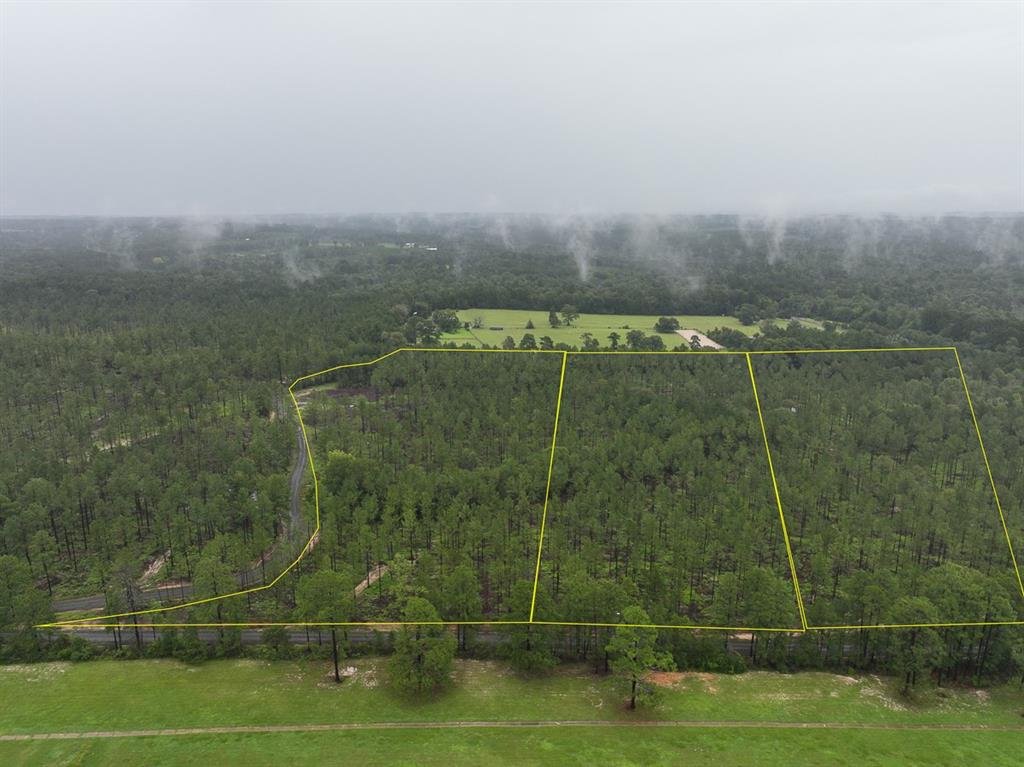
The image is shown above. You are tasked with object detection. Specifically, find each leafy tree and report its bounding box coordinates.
[430,309,461,334]
[560,305,580,326]
[1009,630,1024,688]
[295,568,354,682]
[29,531,57,596]
[389,597,456,694]
[174,626,207,664]
[625,330,664,350]
[887,597,942,694]
[625,329,647,350]
[501,336,516,350]
[439,562,482,650]
[404,316,440,344]
[654,316,679,333]
[548,310,561,328]
[519,333,537,350]
[606,606,675,709]
[0,555,52,641]
[500,581,557,674]
[737,304,759,325]
[261,625,292,659]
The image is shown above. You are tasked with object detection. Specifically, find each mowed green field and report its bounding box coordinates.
[1,659,1021,765]
[4,728,1019,767]
[443,309,760,348]
[443,309,826,348]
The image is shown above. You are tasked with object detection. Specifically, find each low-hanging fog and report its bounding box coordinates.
[1,2,1020,217]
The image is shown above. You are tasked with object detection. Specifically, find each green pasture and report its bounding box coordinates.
[443,309,821,348]
[1,658,1020,731]
[1,659,1020,765]
[3,727,1018,767]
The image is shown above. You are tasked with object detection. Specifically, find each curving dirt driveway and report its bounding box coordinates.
[51,412,309,614]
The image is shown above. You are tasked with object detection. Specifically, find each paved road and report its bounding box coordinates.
[51,414,309,615]
[4,719,1020,741]
[60,627,385,647]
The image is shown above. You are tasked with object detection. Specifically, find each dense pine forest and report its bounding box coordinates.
[536,355,799,630]
[1,214,1023,688]
[304,351,563,623]
[753,351,1020,630]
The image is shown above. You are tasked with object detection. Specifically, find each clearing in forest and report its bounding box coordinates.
[752,350,1024,629]
[532,354,803,630]
[441,308,825,348]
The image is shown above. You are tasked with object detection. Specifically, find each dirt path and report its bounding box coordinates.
[52,412,310,614]
[288,417,309,536]
[354,564,388,597]
[3,719,1020,741]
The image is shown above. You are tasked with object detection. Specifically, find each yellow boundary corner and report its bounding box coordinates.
[953,348,1024,601]
[529,352,568,621]
[40,344,1023,633]
[746,353,808,630]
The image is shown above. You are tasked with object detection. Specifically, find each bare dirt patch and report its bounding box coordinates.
[648,671,719,693]
[139,551,169,585]
[858,677,908,712]
[354,564,388,597]
[647,671,685,688]
[675,329,724,350]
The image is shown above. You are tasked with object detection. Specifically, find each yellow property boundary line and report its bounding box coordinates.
[41,345,1023,632]
[529,352,568,621]
[746,354,808,630]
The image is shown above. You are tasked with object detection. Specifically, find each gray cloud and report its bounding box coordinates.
[1,2,1020,216]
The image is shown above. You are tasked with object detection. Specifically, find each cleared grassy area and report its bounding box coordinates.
[1,659,1022,734]
[444,309,828,348]
[3,728,1020,767]
[445,309,759,347]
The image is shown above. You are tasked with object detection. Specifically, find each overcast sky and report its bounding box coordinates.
[1,1,1021,216]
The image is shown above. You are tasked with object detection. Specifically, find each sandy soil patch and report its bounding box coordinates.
[647,671,686,688]
[354,564,388,597]
[675,329,724,350]
[139,551,169,584]
[0,663,70,682]
[762,692,819,702]
[648,671,719,693]
[859,681,908,711]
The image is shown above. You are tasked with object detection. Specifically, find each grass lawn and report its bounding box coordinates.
[0,659,1021,765]
[444,309,766,348]
[2,660,1022,731]
[3,728,1020,767]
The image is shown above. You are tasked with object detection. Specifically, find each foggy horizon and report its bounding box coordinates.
[2,2,1022,217]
